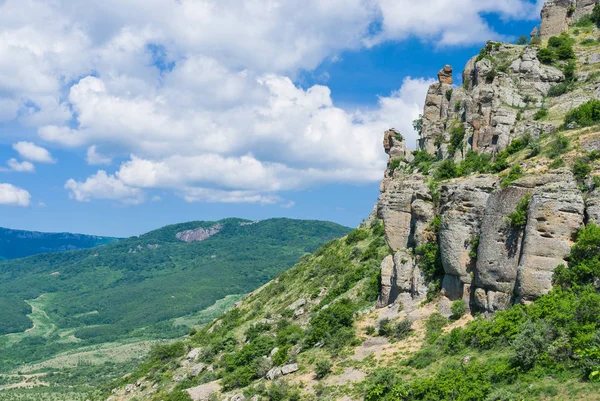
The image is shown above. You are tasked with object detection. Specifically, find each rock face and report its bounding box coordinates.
[420,45,563,158]
[540,0,597,40]
[176,224,223,243]
[374,8,597,312]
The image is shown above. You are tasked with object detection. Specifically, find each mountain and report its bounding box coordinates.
[0,218,350,374]
[0,227,120,260]
[100,4,600,401]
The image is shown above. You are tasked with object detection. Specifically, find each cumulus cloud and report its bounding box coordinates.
[86,145,112,165]
[65,170,144,204]
[0,183,31,206]
[0,0,540,204]
[7,158,35,172]
[12,141,55,163]
[368,0,541,47]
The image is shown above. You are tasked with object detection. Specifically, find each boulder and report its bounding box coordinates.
[266,367,283,380]
[281,363,299,375]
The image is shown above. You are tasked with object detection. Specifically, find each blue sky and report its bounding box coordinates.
[0,0,542,237]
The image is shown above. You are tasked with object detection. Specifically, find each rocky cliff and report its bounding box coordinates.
[376,7,600,314]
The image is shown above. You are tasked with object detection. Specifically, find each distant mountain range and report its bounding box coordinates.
[0,227,120,260]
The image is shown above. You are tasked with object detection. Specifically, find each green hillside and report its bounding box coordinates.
[0,227,119,260]
[0,218,350,371]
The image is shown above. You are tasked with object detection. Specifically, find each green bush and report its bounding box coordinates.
[548,82,571,97]
[511,320,553,369]
[593,4,600,26]
[581,38,597,46]
[306,299,355,347]
[413,115,423,135]
[446,89,453,101]
[435,159,459,180]
[573,157,592,181]
[272,345,290,366]
[408,150,437,175]
[345,228,369,245]
[501,165,523,188]
[564,99,600,127]
[388,158,402,174]
[550,158,566,169]
[393,319,413,340]
[415,242,443,283]
[162,390,193,401]
[315,359,332,379]
[507,194,532,229]
[425,312,448,344]
[516,35,528,45]
[451,300,467,319]
[449,124,466,155]
[553,223,600,287]
[537,47,555,64]
[534,107,548,120]
[547,134,570,158]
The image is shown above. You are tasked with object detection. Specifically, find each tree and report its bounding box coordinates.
[516,35,528,45]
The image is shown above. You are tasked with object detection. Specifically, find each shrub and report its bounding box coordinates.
[534,107,548,120]
[345,228,369,245]
[581,38,597,46]
[547,134,570,158]
[412,115,423,135]
[511,320,553,369]
[550,158,565,169]
[457,150,493,176]
[548,82,571,97]
[592,4,600,26]
[388,158,402,174]
[365,325,376,335]
[553,223,600,287]
[451,300,467,319]
[485,68,497,82]
[306,299,355,347]
[393,319,413,340]
[556,43,575,60]
[425,312,448,344]
[564,99,600,127]
[378,318,393,337]
[272,346,290,366]
[501,165,523,188]
[516,35,528,45]
[530,36,541,45]
[409,150,437,175]
[446,89,453,101]
[415,242,443,283]
[573,157,592,181]
[162,390,193,401]
[449,123,466,155]
[576,14,594,27]
[537,47,555,64]
[455,100,462,112]
[507,194,532,229]
[315,359,332,379]
[435,159,459,180]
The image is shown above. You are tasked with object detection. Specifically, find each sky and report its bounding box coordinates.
[0,0,545,237]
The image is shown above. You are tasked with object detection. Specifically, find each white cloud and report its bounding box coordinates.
[61,76,433,204]
[367,0,541,47]
[0,0,540,204]
[65,170,143,204]
[12,141,55,163]
[86,145,112,165]
[0,183,31,206]
[7,158,35,172]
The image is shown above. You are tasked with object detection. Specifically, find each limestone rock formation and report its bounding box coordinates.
[540,0,597,39]
[375,1,599,313]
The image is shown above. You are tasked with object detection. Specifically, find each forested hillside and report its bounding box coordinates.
[0,218,350,371]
